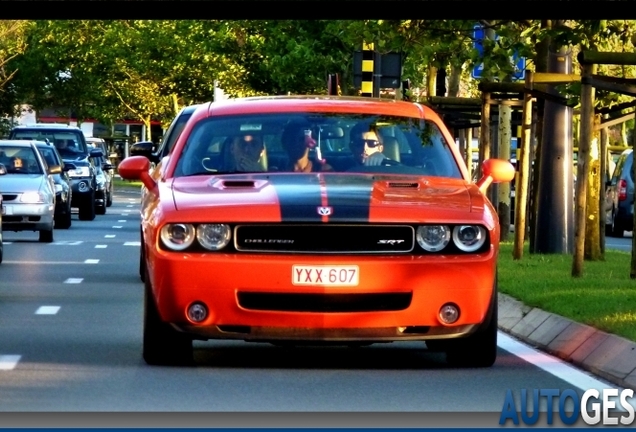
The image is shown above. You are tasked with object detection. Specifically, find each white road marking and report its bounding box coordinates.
[124,242,141,246]
[36,306,60,315]
[3,242,12,245]
[52,241,83,245]
[64,278,83,284]
[0,355,21,370]
[3,261,86,265]
[84,259,99,264]
[112,226,123,229]
[95,245,107,249]
[498,332,625,392]
[126,205,134,208]
[105,235,116,238]
[118,220,127,222]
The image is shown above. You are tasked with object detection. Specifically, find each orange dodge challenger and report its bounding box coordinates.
[118,96,514,367]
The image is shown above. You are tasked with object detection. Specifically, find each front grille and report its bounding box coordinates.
[235,224,414,253]
[237,292,412,312]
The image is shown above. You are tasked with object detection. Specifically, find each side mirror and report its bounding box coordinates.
[63,162,77,171]
[130,141,155,158]
[90,148,104,158]
[102,162,114,171]
[476,158,516,194]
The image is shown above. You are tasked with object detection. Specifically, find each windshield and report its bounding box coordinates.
[11,129,88,157]
[0,145,44,174]
[173,113,462,178]
[37,146,60,168]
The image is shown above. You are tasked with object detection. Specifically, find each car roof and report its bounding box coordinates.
[0,139,42,147]
[196,95,432,119]
[12,124,83,132]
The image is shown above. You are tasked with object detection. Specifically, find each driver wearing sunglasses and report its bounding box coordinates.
[349,122,388,166]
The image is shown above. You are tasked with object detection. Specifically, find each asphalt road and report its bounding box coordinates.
[0,188,628,426]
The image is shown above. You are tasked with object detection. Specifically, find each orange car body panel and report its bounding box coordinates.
[124,96,508,342]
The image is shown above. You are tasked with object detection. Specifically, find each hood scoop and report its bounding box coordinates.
[387,181,420,189]
[221,180,257,188]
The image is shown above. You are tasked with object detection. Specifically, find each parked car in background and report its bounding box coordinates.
[0,140,57,242]
[35,141,74,229]
[9,124,103,221]
[118,96,515,367]
[605,148,633,237]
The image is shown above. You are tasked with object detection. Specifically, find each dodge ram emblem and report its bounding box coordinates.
[317,206,333,216]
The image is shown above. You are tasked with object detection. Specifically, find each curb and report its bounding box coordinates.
[498,293,636,390]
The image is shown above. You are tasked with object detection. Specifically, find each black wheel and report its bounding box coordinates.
[38,227,54,243]
[142,270,193,366]
[611,211,624,238]
[55,210,72,229]
[78,192,96,221]
[445,279,498,368]
[106,188,113,207]
[96,203,106,215]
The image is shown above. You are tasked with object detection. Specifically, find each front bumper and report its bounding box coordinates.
[147,249,498,342]
[1,202,54,231]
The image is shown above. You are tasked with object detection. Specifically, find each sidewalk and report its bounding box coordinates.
[498,293,636,390]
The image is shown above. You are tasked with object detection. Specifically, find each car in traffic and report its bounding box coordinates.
[118,96,515,368]
[86,136,114,212]
[0,140,57,242]
[34,141,74,229]
[9,124,103,221]
[605,148,633,237]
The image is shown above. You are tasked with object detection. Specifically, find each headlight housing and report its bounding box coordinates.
[68,166,91,177]
[452,225,487,252]
[20,191,45,203]
[160,223,232,251]
[197,224,232,250]
[416,225,451,252]
[160,223,196,251]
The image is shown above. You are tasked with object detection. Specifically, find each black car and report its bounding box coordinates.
[9,124,103,221]
[130,104,201,163]
[35,141,74,229]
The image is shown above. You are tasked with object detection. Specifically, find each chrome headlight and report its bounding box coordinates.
[452,225,487,252]
[416,225,451,252]
[20,191,45,203]
[68,166,91,177]
[160,223,196,251]
[197,224,232,250]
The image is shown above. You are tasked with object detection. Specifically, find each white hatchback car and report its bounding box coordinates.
[0,140,57,242]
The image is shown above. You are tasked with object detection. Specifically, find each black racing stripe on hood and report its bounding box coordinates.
[268,174,324,222]
[322,175,374,223]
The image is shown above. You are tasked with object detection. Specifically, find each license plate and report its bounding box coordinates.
[292,265,359,286]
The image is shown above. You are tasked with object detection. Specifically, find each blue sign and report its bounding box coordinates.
[472,24,526,81]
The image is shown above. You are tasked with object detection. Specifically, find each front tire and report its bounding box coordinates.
[611,211,624,238]
[55,209,72,229]
[142,270,193,366]
[78,192,96,221]
[445,279,498,368]
[39,226,54,243]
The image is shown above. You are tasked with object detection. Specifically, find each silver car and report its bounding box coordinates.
[0,140,57,242]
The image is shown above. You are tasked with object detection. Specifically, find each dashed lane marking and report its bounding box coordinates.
[124,242,141,246]
[0,355,21,371]
[36,306,60,315]
[95,245,107,249]
[64,278,83,284]
[84,259,99,264]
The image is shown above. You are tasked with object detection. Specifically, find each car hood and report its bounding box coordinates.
[0,174,48,192]
[169,173,484,224]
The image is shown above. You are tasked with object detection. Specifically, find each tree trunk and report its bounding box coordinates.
[498,104,512,241]
[447,62,462,97]
[427,65,438,97]
[144,116,152,142]
[584,114,602,261]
